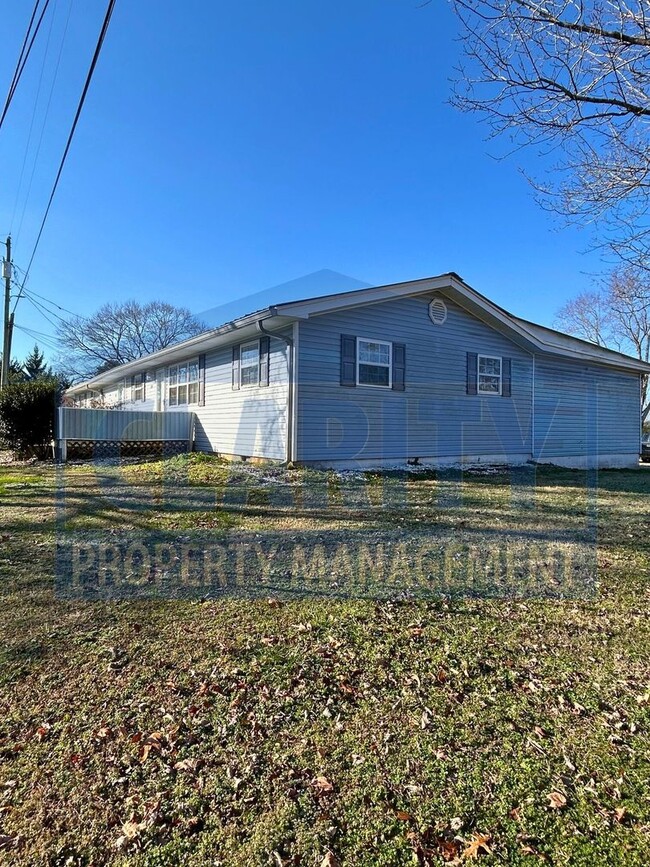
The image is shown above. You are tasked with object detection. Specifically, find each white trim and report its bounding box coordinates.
[239,339,260,388]
[356,338,392,389]
[291,321,299,463]
[477,354,502,396]
[531,354,536,460]
[168,357,200,406]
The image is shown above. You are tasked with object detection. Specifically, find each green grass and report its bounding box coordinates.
[1,455,650,865]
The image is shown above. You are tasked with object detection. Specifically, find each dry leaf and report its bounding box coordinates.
[395,809,412,821]
[462,833,492,859]
[320,852,340,867]
[548,791,567,810]
[614,806,628,823]
[313,775,334,793]
[35,723,50,742]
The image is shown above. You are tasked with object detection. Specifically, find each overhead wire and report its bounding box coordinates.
[14,0,75,246]
[12,0,118,315]
[0,0,53,133]
[10,0,59,232]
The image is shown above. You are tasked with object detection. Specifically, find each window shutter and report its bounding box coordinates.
[502,357,512,397]
[392,343,406,391]
[232,345,240,390]
[466,352,478,395]
[259,336,270,387]
[198,354,206,406]
[340,335,357,387]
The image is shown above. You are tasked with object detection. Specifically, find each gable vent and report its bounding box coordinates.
[428,297,448,325]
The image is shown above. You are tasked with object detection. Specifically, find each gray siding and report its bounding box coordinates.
[296,294,533,464]
[94,337,290,461]
[533,356,641,459]
[193,336,289,460]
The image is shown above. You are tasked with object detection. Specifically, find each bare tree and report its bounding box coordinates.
[56,300,207,381]
[556,267,650,419]
[448,0,650,266]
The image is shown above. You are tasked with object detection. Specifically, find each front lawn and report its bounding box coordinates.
[1,456,649,866]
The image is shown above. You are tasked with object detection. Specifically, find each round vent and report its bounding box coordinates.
[428,297,448,325]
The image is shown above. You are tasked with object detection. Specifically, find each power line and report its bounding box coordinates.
[20,285,88,321]
[23,293,62,331]
[13,0,118,313]
[15,0,75,246]
[10,0,60,231]
[0,0,53,133]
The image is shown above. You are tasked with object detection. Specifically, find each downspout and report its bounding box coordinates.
[256,319,295,465]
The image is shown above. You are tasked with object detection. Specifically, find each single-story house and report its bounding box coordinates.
[65,273,650,469]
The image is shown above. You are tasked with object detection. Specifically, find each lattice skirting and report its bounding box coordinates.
[65,440,190,460]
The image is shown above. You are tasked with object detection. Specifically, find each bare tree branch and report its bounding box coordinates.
[55,300,207,381]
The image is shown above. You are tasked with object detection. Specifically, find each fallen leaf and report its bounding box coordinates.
[174,758,202,773]
[548,791,567,810]
[313,775,334,793]
[395,809,412,821]
[35,723,50,742]
[320,852,340,867]
[436,837,462,861]
[614,806,628,823]
[462,833,492,859]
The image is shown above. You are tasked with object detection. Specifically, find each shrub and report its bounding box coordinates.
[0,380,59,459]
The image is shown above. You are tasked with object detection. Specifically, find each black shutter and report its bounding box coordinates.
[502,357,512,397]
[392,343,406,391]
[340,335,357,387]
[259,336,270,387]
[232,345,240,390]
[466,352,478,395]
[198,354,206,406]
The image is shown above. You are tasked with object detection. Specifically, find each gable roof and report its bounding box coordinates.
[67,271,650,394]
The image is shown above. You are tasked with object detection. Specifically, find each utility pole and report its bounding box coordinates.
[1,236,12,390]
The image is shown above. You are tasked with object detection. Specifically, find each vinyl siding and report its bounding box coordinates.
[533,356,641,459]
[98,337,290,460]
[296,294,534,464]
[193,336,289,460]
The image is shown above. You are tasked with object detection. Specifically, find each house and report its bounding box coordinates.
[65,273,650,469]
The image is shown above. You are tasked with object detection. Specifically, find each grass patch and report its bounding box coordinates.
[0,459,649,865]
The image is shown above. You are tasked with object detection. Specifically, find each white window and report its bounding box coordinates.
[133,373,144,402]
[478,355,502,395]
[168,359,200,406]
[117,380,125,404]
[240,341,260,387]
[357,339,392,388]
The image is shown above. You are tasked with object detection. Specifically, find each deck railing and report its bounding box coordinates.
[56,407,195,460]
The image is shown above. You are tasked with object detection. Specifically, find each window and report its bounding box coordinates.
[357,339,392,388]
[168,359,200,406]
[117,380,125,404]
[240,341,260,387]
[477,355,502,395]
[133,373,144,402]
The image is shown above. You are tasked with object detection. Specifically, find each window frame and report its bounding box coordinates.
[132,373,145,402]
[356,338,393,389]
[477,354,502,396]
[239,340,261,388]
[167,358,200,406]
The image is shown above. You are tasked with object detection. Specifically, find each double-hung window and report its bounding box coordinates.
[357,339,392,388]
[240,341,260,387]
[477,355,502,395]
[133,373,144,402]
[168,359,200,406]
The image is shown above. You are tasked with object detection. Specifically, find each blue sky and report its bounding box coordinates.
[0,0,602,361]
